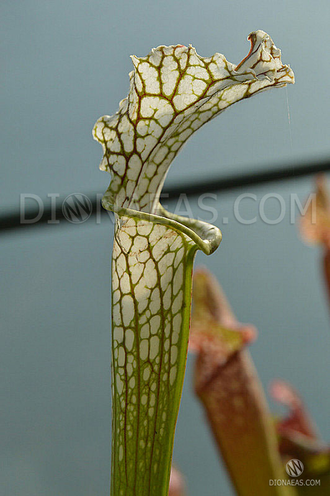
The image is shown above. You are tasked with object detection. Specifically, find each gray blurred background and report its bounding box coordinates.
[1,0,330,495]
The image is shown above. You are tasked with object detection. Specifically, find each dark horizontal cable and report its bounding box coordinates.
[1,158,330,233]
[168,158,330,197]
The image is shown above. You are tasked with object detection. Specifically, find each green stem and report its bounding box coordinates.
[110,211,219,495]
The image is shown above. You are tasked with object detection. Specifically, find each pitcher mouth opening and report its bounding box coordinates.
[103,194,222,256]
